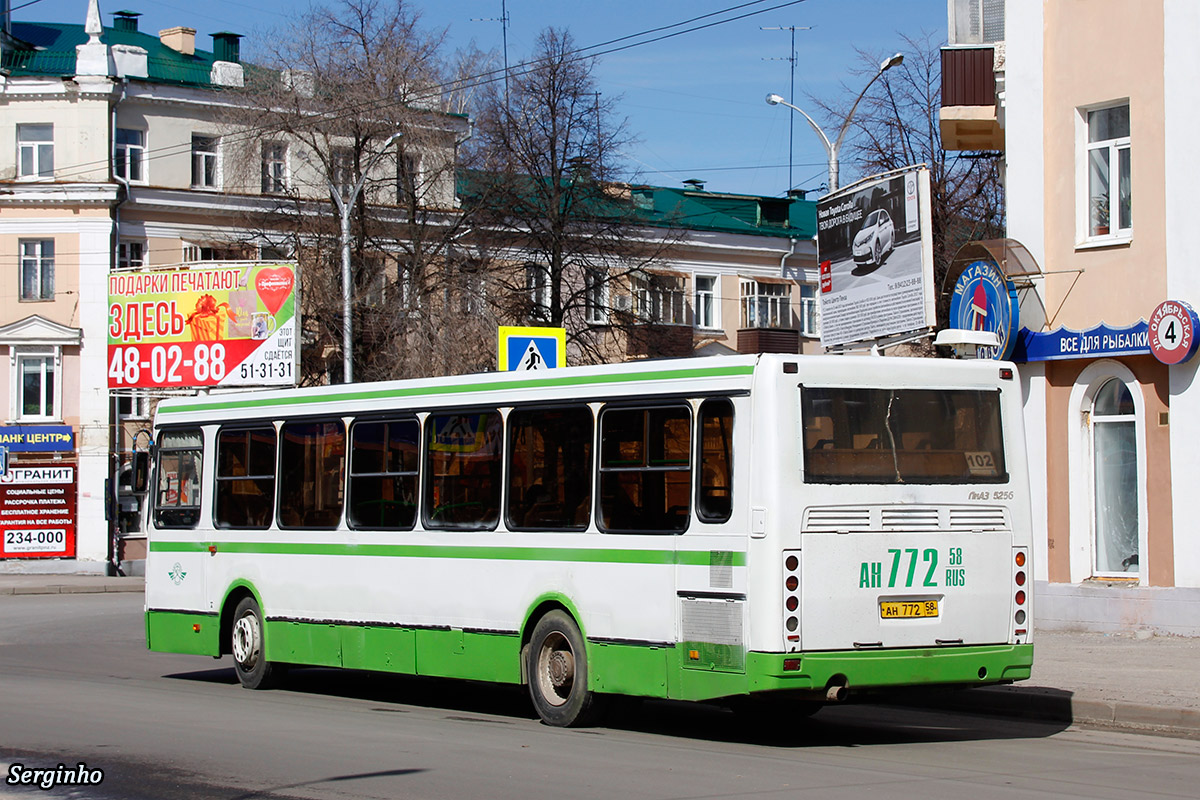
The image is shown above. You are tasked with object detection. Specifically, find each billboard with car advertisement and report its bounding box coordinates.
[107,262,298,389]
[816,167,935,349]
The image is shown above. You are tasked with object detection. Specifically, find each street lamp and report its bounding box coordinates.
[766,52,903,193]
[329,130,403,383]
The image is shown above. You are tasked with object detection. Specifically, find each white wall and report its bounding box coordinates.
[1164,0,1200,588]
[1005,0,1048,581]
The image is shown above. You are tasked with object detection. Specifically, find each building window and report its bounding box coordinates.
[585,269,608,325]
[633,274,685,324]
[14,348,58,420]
[694,275,719,329]
[1083,103,1131,239]
[1091,378,1139,576]
[526,263,550,320]
[17,124,54,178]
[331,147,355,199]
[261,142,287,193]
[799,283,820,337]
[115,128,145,182]
[949,0,1004,45]
[118,240,145,269]
[19,239,54,302]
[740,279,789,328]
[397,151,421,200]
[191,135,219,188]
[116,390,149,419]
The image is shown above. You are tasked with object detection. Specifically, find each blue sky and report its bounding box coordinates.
[15,0,948,197]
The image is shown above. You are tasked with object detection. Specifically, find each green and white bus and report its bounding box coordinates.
[145,354,1032,726]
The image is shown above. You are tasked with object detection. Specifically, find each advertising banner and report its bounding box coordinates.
[0,425,74,452]
[0,465,76,559]
[816,167,935,348]
[107,262,298,389]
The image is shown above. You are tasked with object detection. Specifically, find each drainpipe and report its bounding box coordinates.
[108,80,129,575]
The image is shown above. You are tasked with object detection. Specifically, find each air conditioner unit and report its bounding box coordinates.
[613,293,633,313]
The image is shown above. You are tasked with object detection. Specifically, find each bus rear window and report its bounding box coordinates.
[802,387,1007,484]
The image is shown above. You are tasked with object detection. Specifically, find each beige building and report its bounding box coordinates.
[942,0,1200,633]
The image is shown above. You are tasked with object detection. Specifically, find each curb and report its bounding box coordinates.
[2,582,144,596]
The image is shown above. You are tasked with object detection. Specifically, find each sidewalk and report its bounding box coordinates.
[2,573,1198,737]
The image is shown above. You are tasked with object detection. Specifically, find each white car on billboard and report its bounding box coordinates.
[852,208,895,268]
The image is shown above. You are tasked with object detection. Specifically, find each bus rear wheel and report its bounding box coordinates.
[231,596,283,689]
[527,610,603,727]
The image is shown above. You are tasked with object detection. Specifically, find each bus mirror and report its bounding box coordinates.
[131,451,150,493]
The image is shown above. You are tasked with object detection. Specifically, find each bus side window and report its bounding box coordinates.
[506,406,593,531]
[278,420,346,529]
[697,399,733,523]
[348,419,419,530]
[214,427,277,529]
[153,428,203,529]
[424,410,502,531]
[599,406,691,534]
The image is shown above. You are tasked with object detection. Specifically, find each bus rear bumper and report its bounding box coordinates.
[747,643,1034,694]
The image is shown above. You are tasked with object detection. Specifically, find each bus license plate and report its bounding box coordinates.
[880,600,939,619]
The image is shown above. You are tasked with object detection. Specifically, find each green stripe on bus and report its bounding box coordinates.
[148,539,745,567]
[157,364,756,415]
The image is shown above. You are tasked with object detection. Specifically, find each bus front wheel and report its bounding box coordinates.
[526,610,603,727]
[231,596,282,690]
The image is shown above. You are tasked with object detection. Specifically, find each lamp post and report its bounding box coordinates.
[766,52,903,193]
[330,130,403,383]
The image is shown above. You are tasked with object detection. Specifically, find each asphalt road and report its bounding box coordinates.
[2,593,1200,800]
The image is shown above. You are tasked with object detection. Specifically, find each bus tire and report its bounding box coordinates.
[230,596,282,690]
[526,610,602,727]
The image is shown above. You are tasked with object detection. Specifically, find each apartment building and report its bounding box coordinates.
[1,3,819,574]
[941,0,1200,633]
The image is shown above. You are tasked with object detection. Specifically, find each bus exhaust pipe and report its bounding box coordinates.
[826,684,848,702]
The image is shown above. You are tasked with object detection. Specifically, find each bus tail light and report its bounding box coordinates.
[1012,547,1030,640]
[783,550,801,650]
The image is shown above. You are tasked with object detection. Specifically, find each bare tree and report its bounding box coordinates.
[465,28,682,365]
[814,30,1005,324]
[226,0,495,383]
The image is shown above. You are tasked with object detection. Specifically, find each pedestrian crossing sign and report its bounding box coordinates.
[498,326,566,371]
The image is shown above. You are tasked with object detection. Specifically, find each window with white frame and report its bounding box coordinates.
[14,348,59,420]
[19,239,54,302]
[115,128,145,182]
[17,124,54,179]
[585,269,608,325]
[740,279,790,328]
[261,142,287,193]
[694,275,719,329]
[633,274,685,324]
[799,283,820,337]
[1090,377,1139,576]
[526,263,550,320]
[191,135,219,188]
[116,390,150,420]
[118,240,145,269]
[1083,103,1131,239]
[331,147,355,199]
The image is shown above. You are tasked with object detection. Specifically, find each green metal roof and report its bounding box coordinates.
[5,21,228,87]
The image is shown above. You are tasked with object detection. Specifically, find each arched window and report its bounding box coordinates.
[1091,378,1139,575]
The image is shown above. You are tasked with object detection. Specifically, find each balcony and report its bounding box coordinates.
[736,327,800,355]
[940,45,1004,151]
